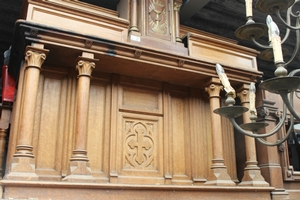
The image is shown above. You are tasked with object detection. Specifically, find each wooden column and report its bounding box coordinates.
[0,129,7,178]
[237,85,269,186]
[204,78,235,186]
[256,93,289,199]
[5,44,48,180]
[63,52,98,182]
[0,105,11,179]
[129,0,139,32]
[174,1,182,42]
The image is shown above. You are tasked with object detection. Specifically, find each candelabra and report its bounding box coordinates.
[214,0,300,148]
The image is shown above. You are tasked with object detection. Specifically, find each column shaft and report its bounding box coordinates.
[63,53,98,182]
[237,86,269,186]
[5,44,48,180]
[174,1,182,42]
[74,76,90,154]
[204,80,235,186]
[130,0,139,32]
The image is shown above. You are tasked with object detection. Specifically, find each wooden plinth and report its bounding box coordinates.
[1,180,274,200]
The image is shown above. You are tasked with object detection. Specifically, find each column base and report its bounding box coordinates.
[239,169,270,187]
[204,168,236,186]
[4,157,38,181]
[271,189,290,200]
[62,161,95,183]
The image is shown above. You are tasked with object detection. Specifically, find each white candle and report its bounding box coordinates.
[245,0,253,18]
[266,15,284,63]
[215,63,236,98]
[249,82,256,115]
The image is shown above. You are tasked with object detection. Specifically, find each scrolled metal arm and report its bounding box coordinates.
[274,7,300,30]
[256,115,294,146]
[228,103,287,138]
[280,91,300,121]
[250,36,271,49]
[284,17,300,66]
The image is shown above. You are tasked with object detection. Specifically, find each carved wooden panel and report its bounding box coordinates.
[146,0,171,41]
[124,121,155,169]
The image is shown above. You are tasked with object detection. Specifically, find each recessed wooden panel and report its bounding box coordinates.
[34,75,67,180]
[169,93,192,184]
[87,83,111,182]
[116,113,164,184]
[120,87,162,114]
[186,33,258,70]
[61,77,77,177]
[189,90,212,184]
[27,4,128,42]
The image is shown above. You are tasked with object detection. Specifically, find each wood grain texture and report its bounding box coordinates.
[5,69,242,186]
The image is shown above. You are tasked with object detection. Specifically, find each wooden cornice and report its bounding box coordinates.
[9,20,263,90]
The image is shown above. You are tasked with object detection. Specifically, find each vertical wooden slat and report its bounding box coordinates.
[222,117,238,182]
[189,89,212,184]
[109,74,119,182]
[61,77,77,177]
[55,78,68,174]
[87,83,109,182]
[169,91,192,184]
[163,83,171,184]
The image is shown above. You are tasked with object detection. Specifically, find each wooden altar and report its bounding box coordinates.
[0,0,298,199]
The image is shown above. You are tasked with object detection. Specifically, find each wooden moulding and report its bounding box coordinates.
[15,22,262,90]
[1,180,274,200]
[25,0,129,42]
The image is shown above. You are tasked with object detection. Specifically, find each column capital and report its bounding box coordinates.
[25,45,49,69]
[237,84,250,104]
[76,60,95,77]
[76,53,98,77]
[205,84,223,98]
[238,89,250,104]
[174,1,182,11]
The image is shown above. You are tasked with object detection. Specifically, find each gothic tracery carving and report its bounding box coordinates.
[124,122,154,170]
